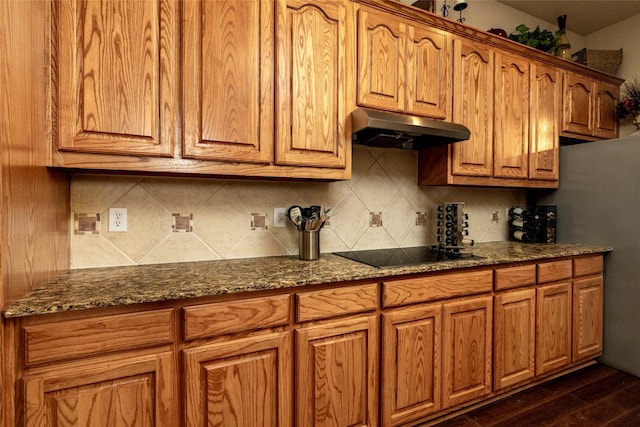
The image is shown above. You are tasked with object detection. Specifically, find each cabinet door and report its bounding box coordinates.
[529,62,559,181]
[562,72,594,136]
[296,315,378,427]
[183,0,273,163]
[24,350,176,427]
[442,295,492,408]
[356,6,406,113]
[494,289,536,390]
[536,282,572,375]
[275,0,349,169]
[594,80,620,139]
[451,38,494,178]
[183,332,292,427]
[381,304,441,427]
[494,51,529,179]
[54,0,177,157]
[407,24,451,119]
[573,276,603,362]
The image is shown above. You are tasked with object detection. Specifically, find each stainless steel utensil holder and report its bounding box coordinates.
[299,230,320,260]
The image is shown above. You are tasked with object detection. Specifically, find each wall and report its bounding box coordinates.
[71,147,524,268]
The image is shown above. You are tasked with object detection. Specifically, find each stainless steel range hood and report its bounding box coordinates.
[351,108,470,150]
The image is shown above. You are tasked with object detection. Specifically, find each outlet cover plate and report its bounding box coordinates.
[109,208,128,232]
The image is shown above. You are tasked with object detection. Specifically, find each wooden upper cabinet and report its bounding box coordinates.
[356,7,406,113]
[562,72,595,137]
[529,62,560,181]
[275,0,349,169]
[407,24,450,119]
[450,38,494,178]
[182,0,274,163]
[594,80,620,139]
[494,51,529,180]
[54,0,178,157]
[356,6,450,119]
[562,71,620,141]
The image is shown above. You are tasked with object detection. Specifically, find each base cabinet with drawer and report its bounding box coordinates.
[9,254,606,427]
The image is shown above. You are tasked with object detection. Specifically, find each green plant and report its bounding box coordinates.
[508,24,558,53]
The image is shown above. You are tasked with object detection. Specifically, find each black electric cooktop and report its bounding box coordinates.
[333,246,483,268]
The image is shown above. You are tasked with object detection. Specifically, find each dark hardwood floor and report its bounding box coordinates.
[432,363,640,426]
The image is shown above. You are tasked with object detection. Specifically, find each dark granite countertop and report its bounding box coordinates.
[2,242,611,318]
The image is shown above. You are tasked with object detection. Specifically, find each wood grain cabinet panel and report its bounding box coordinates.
[383,270,493,307]
[574,255,604,277]
[442,296,492,408]
[183,294,290,340]
[529,62,560,181]
[406,24,450,119]
[356,6,406,113]
[450,38,494,178]
[23,309,174,366]
[182,0,274,163]
[537,259,572,284]
[594,80,620,139]
[494,264,536,291]
[24,350,176,427]
[53,0,178,157]
[381,304,442,426]
[356,6,450,119]
[536,282,572,375]
[562,72,594,136]
[183,332,292,427]
[296,282,378,322]
[295,315,378,427]
[494,50,529,180]
[275,0,349,169]
[494,288,536,390]
[562,71,620,141]
[573,275,603,362]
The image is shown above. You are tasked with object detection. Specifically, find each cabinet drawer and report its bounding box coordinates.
[24,309,174,366]
[296,282,378,322]
[537,260,572,283]
[573,255,603,277]
[183,294,290,340]
[383,270,493,308]
[494,264,536,291]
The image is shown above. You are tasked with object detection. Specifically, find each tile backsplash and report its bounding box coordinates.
[70,146,525,268]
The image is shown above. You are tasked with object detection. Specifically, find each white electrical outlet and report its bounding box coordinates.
[109,208,128,232]
[274,207,287,228]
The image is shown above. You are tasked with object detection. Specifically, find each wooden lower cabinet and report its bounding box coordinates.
[23,349,176,427]
[183,331,292,427]
[295,315,378,427]
[442,296,493,408]
[573,275,603,362]
[381,303,442,427]
[14,254,607,427]
[493,288,536,390]
[536,282,572,375]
